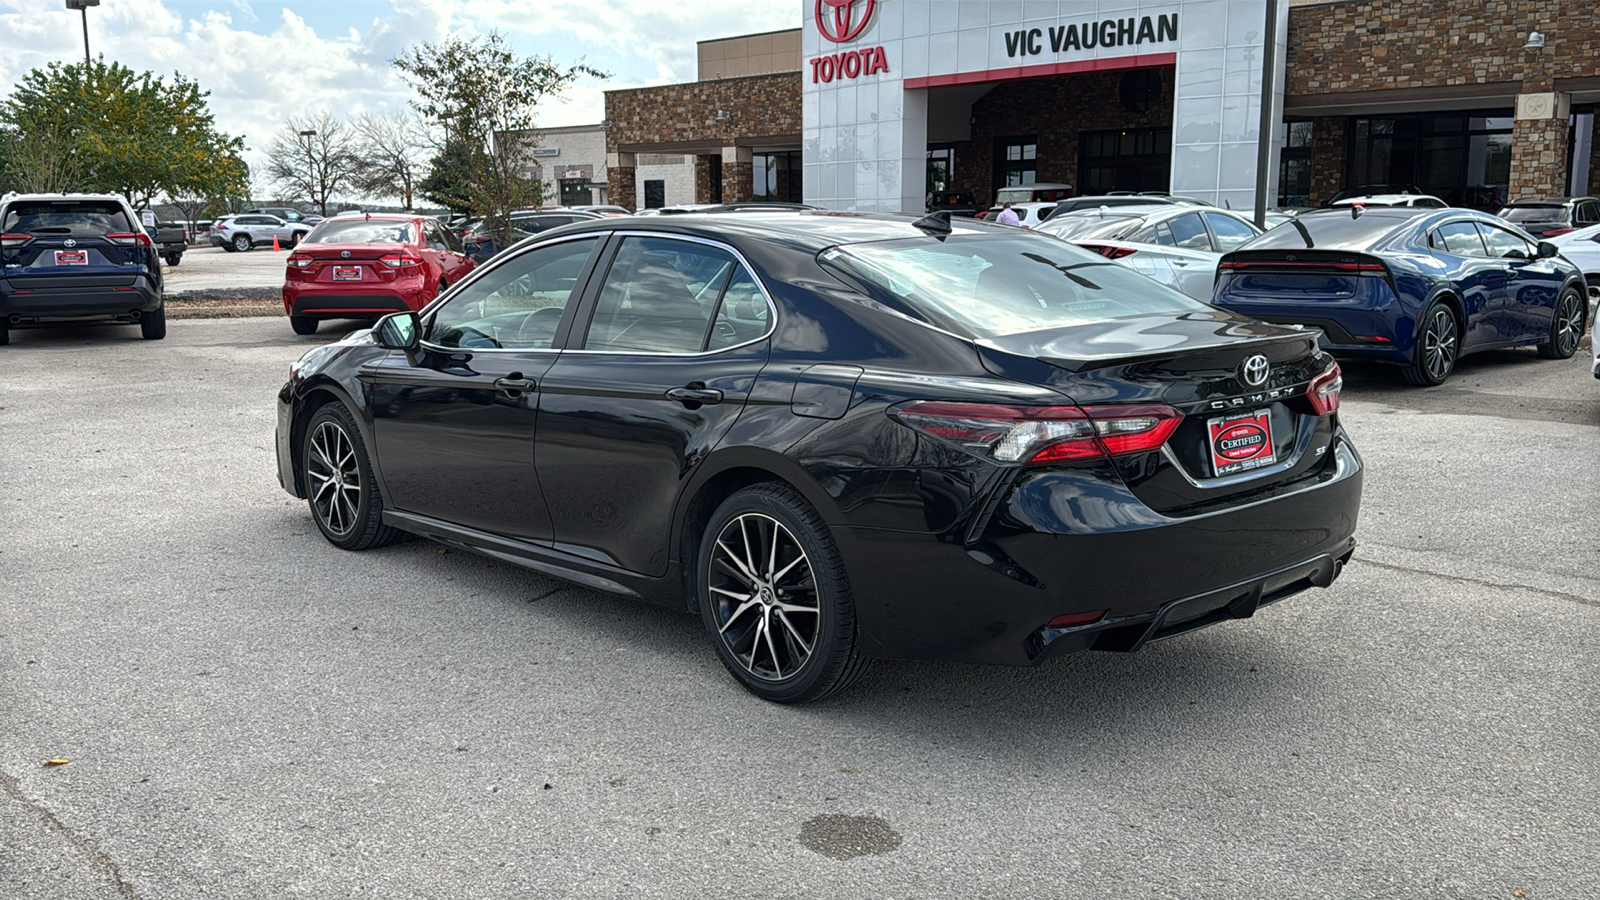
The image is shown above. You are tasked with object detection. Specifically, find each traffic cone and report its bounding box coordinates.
[272,234,281,251]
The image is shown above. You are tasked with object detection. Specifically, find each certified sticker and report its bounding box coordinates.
[1207,410,1277,476]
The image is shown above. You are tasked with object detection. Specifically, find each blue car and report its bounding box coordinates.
[1212,207,1588,385]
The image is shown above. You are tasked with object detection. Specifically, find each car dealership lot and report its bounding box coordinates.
[162,244,289,295]
[2,319,1596,898]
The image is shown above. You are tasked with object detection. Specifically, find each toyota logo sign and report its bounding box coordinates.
[815,0,877,43]
[1240,354,1270,387]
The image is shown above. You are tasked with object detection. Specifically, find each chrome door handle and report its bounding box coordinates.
[493,376,537,393]
[666,386,723,405]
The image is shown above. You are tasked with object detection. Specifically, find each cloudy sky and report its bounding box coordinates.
[0,0,799,183]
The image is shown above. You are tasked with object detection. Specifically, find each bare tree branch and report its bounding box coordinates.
[352,112,430,209]
[264,112,364,216]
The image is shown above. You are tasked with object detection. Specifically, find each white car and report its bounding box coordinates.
[1545,223,1600,296]
[980,201,1056,228]
[1330,193,1448,208]
[1034,205,1263,300]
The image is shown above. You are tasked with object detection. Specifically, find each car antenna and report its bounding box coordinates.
[912,210,952,237]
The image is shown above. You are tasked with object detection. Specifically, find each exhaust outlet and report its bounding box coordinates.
[129,310,141,320]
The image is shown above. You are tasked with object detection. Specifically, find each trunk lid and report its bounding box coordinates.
[287,242,413,286]
[976,309,1338,513]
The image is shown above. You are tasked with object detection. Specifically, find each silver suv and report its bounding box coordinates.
[209,214,312,252]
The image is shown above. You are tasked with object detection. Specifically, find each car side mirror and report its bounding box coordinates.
[1537,240,1559,258]
[375,311,420,352]
[464,241,481,254]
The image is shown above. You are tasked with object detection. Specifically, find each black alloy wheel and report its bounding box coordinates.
[290,316,319,335]
[232,233,252,252]
[301,404,400,550]
[698,484,867,703]
[1405,301,1459,386]
[140,307,166,340]
[1537,285,1586,359]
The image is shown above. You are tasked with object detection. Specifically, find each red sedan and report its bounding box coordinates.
[282,214,476,335]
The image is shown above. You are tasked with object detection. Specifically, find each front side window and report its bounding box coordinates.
[829,233,1208,339]
[1478,223,1534,259]
[427,237,599,350]
[1433,221,1489,257]
[582,236,746,353]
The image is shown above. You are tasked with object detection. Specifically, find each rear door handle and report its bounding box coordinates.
[494,376,538,393]
[666,386,723,405]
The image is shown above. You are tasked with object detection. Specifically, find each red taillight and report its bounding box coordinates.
[1307,363,1342,416]
[1543,227,1573,237]
[0,233,32,249]
[894,401,1183,465]
[107,232,153,248]
[1078,242,1138,259]
[379,253,422,268]
[1219,260,1385,271]
[286,255,313,269]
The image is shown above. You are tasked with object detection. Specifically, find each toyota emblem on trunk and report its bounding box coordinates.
[63,239,76,247]
[340,250,351,258]
[1241,355,1270,387]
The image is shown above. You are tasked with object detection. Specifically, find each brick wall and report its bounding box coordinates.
[605,73,801,150]
[1510,118,1570,200]
[1308,117,1347,205]
[951,67,1176,209]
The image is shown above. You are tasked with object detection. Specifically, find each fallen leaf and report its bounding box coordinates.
[44,759,69,766]
[1513,891,1526,899]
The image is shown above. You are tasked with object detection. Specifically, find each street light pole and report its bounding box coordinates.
[64,0,100,66]
[299,129,318,215]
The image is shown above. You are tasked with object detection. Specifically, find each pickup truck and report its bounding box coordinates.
[144,222,188,266]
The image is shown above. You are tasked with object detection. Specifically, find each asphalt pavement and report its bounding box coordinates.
[162,245,289,295]
[1,319,1596,899]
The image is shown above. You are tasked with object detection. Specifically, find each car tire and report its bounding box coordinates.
[301,403,401,551]
[697,483,868,704]
[221,244,236,253]
[139,307,166,340]
[1404,300,1459,386]
[290,316,319,335]
[165,253,182,267]
[1536,284,1586,359]
[232,234,252,252]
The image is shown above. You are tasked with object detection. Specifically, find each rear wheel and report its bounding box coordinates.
[1404,301,1459,386]
[1536,285,1586,359]
[140,307,166,340]
[698,484,867,704]
[164,253,182,266]
[288,232,302,248]
[290,316,319,335]
[301,403,400,550]
[232,234,252,252]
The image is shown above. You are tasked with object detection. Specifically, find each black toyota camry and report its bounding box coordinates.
[275,211,1362,703]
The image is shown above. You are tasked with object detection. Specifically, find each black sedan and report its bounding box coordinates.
[275,212,1362,703]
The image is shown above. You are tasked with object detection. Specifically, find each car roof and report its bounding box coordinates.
[544,210,1010,252]
[1243,206,1446,251]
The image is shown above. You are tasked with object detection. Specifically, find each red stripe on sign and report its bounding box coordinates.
[903,53,1177,90]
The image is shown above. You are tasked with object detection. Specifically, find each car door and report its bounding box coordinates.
[1478,221,1563,341]
[534,234,772,576]
[360,235,605,544]
[417,220,451,288]
[1429,219,1505,347]
[437,223,475,283]
[1161,212,1215,298]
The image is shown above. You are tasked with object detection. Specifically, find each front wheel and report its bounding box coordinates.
[140,307,166,340]
[301,403,401,550]
[698,484,867,704]
[1536,285,1586,359]
[288,233,302,248]
[1404,301,1459,386]
[232,234,252,252]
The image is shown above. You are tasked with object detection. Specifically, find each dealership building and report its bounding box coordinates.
[605,0,1600,213]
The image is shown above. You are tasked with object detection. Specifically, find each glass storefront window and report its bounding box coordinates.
[1347,109,1514,211]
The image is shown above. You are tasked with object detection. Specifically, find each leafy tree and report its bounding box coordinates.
[0,59,246,209]
[393,32,606,246]
[352,111,430,210]
[419,136,475,213]
[263,112,364,216]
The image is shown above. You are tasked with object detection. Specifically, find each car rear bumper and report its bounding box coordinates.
[1,281,162,324]
[1235,313,1412,362]
[284,290,418,318]
[835,436,1363,666]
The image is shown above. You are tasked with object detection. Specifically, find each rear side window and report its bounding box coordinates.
[304,220,417,244]
[2,201,136,235]
[1166,213,1210,250]
[1203,213,1258,252]
[829,233,1208,339]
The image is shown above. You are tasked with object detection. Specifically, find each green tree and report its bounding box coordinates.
[393,32,606,246]
[419,136,475,213]
[0,59,246,210]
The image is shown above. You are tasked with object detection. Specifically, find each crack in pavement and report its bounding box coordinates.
[1352,557,1600,609]
[0,769,142,900]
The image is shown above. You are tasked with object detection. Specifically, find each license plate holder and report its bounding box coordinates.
[55,250,88,265]
[1207,410,1277,477]
[332,266,362,281]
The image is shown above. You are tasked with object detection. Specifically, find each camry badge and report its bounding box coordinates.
[1241,354,1270,387]
[341,250,351,258]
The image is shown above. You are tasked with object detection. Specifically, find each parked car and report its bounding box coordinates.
[1034,205,1262,299]
[980,201,1056,228]
[926,190,979,216]
[145,220,187,266]
[281,213,476,335]
[0,192,165,344]
[570,205,633,217]
[1043,194,1179,221]
[245,206,324,226]
[1325,184,1424,206]
[1496,197,1600,239]
[1544,222,1600,297]
[1107,191,1215,207]
[657,202,818,215]
[211,214,312,252]
[1212,207,1588,386]
[463,211,604,262]
[1331,193,1448,209]
[994,182,1074,205]
[273,211,1362,703]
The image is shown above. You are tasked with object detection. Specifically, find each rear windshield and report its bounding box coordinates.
[1500,205,1568,223]
[1242,210,1420,251]
[304,219,416,244]
[1033,214,1144,240]
[828,233,1208,339]
[2,201,136,235]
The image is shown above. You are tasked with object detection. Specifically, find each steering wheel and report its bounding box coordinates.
[511,306,565,347]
